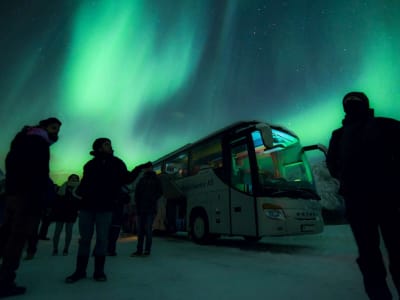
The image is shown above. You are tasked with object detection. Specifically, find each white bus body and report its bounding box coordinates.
[152,121,325,243]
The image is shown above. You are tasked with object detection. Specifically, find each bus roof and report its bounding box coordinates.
[153,120,298,164]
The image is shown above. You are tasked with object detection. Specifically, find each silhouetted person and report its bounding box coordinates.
[0,117,61,298]
[130,162,162,257]
[0,169,5,226]
[65,138,146,283]
[327,92,400,300]
[51,174,80,256]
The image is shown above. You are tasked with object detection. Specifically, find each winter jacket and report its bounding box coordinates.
[51,183,80,223]
[76,153,141,212]
[135,171,163,215]
[327,111,400,203]
[5,126,52,205]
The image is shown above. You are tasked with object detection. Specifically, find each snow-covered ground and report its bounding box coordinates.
[8,224,397,300]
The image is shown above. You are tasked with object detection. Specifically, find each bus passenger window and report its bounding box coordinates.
[190,139,223,177]
[153,164,162,175]
[165,153,188,179]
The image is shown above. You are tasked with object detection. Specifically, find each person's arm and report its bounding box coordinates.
[326,129,342,179]
[75,163,90,199]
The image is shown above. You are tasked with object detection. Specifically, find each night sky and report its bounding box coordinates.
[1,0,399,183]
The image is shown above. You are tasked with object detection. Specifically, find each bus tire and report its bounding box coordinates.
[190,211,210,244]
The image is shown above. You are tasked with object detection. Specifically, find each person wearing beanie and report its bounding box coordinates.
[65,138,150,284]
[0,117,61,297]
[327,92,400,300]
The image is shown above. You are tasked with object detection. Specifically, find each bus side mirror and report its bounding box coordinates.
[301,144,327,156]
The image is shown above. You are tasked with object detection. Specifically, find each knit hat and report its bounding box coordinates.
[90,138,111,155]
[342,92,369,114]
[39,117,62,127]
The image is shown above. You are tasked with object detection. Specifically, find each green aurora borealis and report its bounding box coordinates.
[0,0,399,184]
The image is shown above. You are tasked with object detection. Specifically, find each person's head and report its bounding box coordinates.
[67,173,80,187]
[342,92,370,117]
[39,117,62,143]
[90,138,113,156]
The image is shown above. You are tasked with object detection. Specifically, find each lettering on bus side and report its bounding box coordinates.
[181,179,214,192]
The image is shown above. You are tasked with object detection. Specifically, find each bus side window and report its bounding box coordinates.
[165,153,189,179]
[153,164,163,175]
[190,138,223,176]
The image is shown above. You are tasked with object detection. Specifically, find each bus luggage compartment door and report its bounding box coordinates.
[207,189,230,235]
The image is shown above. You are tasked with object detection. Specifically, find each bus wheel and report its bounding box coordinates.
[190,211,210,244]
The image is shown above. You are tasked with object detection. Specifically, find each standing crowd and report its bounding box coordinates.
[0,119,162,298]
[0,91,399,300]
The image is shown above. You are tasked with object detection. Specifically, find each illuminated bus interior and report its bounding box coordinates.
[251,130,318,199]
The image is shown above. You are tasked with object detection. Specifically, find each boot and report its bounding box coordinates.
[65,255,89,284]
[0,283,26,298]
[93,256,107,282]
[357,257,392,300]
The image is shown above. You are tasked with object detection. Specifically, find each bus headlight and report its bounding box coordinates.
[262,203,286,220]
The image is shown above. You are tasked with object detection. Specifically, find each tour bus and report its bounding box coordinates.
[151,121,326,244]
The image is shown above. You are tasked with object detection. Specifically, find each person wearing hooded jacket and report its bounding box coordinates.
[327,92,400,300]
[65,138,148,284]
[0,117,61,298]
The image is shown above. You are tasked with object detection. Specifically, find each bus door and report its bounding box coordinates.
[229,136,257,236]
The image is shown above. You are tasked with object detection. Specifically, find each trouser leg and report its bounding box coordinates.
[93,212,112,257]
[52,222,63,251]
[38,214,51,238]
[93,256,107,280]
[25,218,41,256]
[348,210,392,300]
[107,225,121,254]
[0,212,13,258]
[107,207,123,254]
[65,255,89,283]
[136,215,145,253]
[380,208,400,297]
[77,210,95,257]
[0,196,40,285]
[76,255,89,274]
[66,211,95,284]
[64,223,74,252]
[144,214,155,252]
[91,213,111,281]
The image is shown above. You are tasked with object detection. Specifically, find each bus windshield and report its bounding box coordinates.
[252,130,319,199]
